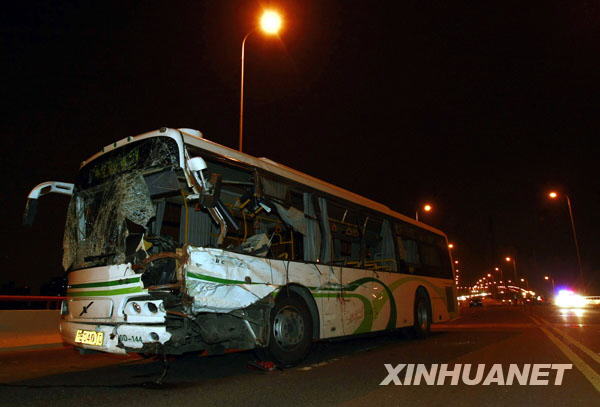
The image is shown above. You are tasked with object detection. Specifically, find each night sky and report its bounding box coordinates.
[2,1,599,294]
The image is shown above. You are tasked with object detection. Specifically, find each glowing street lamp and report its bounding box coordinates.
[505,256,518,282]
[448,243,454,249]
[544,275,556,292]
[239,9,284,152]
[547,191,584,285]
[260,10,282,34]
[416,203,433,222]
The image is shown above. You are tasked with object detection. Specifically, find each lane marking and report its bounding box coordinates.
[529,315,600,392]
[531,315,600,366]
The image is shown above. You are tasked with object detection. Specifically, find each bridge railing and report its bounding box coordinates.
[0,295,66,310]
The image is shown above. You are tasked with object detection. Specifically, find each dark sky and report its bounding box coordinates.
[2,1,599,294]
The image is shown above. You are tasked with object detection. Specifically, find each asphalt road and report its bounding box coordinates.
[1,305,599,406]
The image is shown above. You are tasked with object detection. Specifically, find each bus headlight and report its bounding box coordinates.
[131,302,142,313]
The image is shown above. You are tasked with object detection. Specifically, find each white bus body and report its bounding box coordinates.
[25,128,457,365]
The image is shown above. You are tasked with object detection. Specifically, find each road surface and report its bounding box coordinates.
[1,304,599,406]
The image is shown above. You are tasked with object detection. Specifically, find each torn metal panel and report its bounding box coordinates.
[272,202,307,235]
[185,247,325,313]
[186,280,275,313]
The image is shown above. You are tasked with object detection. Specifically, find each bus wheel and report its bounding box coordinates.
[264,294,313,367]
[411,289,431,339]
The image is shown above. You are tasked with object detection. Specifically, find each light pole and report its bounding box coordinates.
[416,203,432,222]
[505,256,518,283]
[544,275,555,293]
[548,191,584,285]
[239,10,283,152]
[495,266,503,283]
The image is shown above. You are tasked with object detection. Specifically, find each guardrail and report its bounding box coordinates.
[0,295,66,310]
[584,296,600,305]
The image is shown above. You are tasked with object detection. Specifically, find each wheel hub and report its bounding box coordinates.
[273,305,305,350]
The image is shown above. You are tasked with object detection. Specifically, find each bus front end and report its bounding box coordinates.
[33,128,273,356]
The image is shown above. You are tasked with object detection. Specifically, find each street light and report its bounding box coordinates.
[448,243,454,249]
[547,191,584,285]
[544,275,556,292]
[239,9,283,152]
[505,256,518,282]
[494,266,504,282]
[415,203,432,222]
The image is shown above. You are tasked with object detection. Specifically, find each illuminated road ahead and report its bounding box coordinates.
[1,305,599,406]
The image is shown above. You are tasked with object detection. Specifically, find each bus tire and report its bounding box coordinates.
[262,293,313,367]
[411,289,431,339]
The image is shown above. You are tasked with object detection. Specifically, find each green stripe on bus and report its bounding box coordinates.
[313,292,373,334]
[67,286,144,297]
[388,276,446,297]
[68,277,141,289]
[311,277,397,330]
[186,271,258,285]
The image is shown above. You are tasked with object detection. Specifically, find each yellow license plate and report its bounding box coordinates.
[74,329,104,346]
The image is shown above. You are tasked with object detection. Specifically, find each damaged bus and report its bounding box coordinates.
[24,127,457,366]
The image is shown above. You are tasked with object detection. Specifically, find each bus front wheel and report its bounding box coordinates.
[262,293,313,367]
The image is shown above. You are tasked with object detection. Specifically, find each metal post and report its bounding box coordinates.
[239,31,254,153]
[511,256,518,284]
[565,195,584,285]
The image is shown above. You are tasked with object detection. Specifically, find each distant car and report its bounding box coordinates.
[469,297,483,307]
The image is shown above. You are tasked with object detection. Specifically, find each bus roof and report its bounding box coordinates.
[83,128,447,237]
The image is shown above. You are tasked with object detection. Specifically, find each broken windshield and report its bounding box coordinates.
[77,137,179,189]
[63,137,180,270]
[63,172,156,270]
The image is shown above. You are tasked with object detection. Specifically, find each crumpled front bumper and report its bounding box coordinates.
[60,320,172,354]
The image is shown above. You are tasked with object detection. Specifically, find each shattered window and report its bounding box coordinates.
[234,174,305,261]
[328,201,361,267]
[64,137,181,271]
[77,137,179,189]
[63,173,155,270]
[363,217,397,272]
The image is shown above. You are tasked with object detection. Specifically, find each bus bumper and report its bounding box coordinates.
[60,320,172,355]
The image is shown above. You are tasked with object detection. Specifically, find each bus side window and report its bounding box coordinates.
[327,201,361,267]
[394,221,421,274]
[435,237,453,279]
[253,175,306,261]
[362,217,397,272]
[419,243,442,277]
[402,239,421,273]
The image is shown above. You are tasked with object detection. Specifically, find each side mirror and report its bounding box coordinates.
[201,173,222,208]
[23,181,74,226]
[187,157,207,172]
[23,199,39,227]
